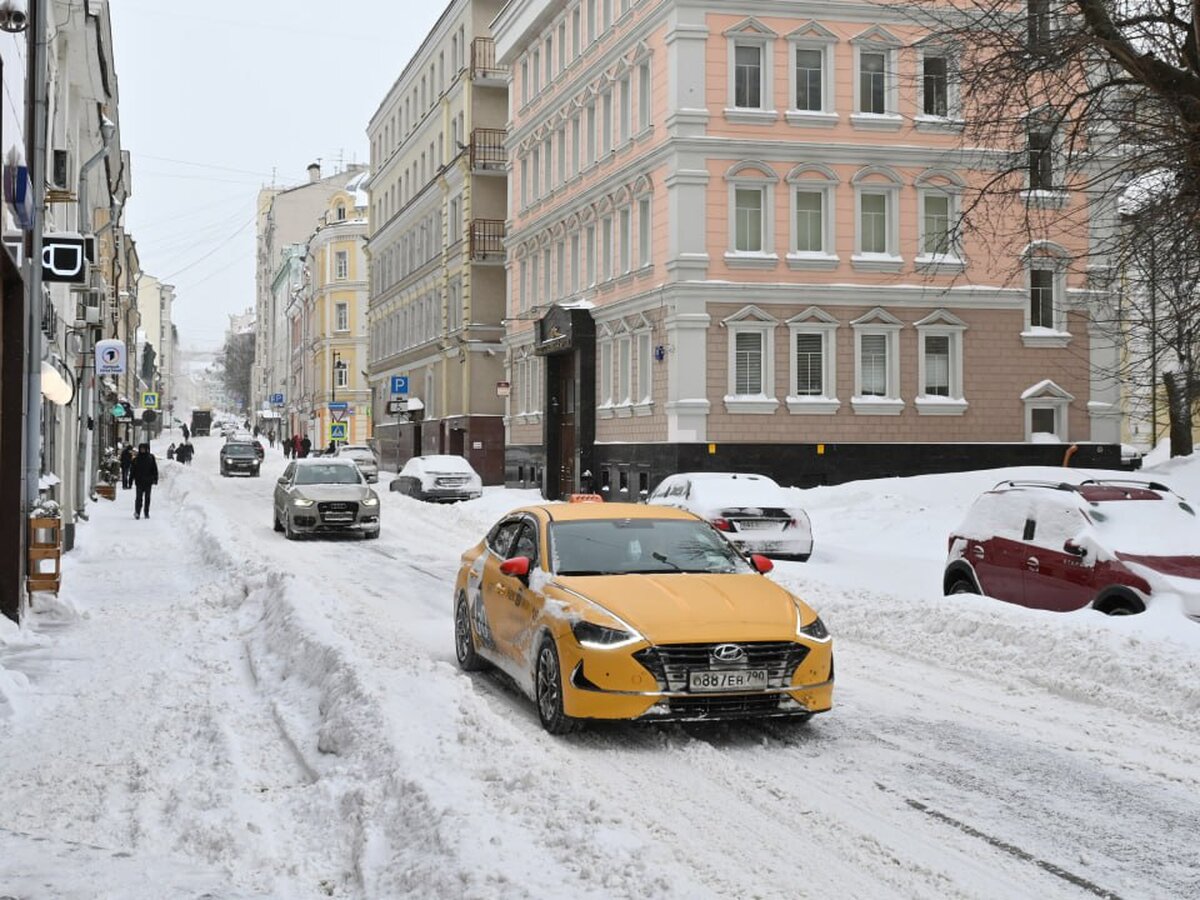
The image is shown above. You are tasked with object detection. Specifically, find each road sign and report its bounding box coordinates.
[496,381,511,397]
[270,393,284,405]
[111,403,126,419]
[386,399,408,415]
[390,375,409,395]
[95,339,126,375]
[328,401,349,411]
[41,234,89,283]
[141,391,159,409]
[141,410,157,424]
[328,421,348,442]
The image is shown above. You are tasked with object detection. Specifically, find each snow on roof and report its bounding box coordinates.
[346,170,370,208]
[1119,169,1176,216]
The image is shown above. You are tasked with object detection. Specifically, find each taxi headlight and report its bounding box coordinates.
[292,498,315,508]
[798,615,829,640]
[572,620,639,649]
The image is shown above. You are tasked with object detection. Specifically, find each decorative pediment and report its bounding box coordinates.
[632,173,654,195]
[915,168,966,190]
[550,221,566,239]
[786,163,839,184]
[630,39,653,62]
[1021,379,1075,402]
[724,17,778,39]
[851,25,902,47]
[787,21,838,42]
[1021,239,1071,262]
[851,165,903,185]
[725,159,779,182]
[850,307,904,327]
[788,306,839,326]
[722,305,779,327]
[913,309,968,329]
[613,185,632,206]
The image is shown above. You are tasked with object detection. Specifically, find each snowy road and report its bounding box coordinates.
[3,438,1199,899]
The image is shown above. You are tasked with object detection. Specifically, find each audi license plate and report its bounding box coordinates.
[688,669,768,692]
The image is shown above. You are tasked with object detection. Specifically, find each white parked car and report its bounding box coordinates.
[335,444,380,482]
[646,472,814,561]
[390,454,483,502]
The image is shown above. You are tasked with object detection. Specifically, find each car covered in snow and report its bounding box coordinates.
[273,458,380,540]
[334,443,379,482]
[453,502,833,733]
[219,441,260,477]
[390,454,482,502]
[646,472,814,561]
[944,478,1200,619]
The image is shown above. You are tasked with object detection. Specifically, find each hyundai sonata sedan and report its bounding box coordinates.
[273,459,380,540]
[453,503,833,733]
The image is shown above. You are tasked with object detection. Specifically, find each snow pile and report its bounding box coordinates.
[0,615,34,720]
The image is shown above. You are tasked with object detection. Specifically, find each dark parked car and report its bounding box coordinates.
[944,478,1200,619]
[220,442,261,477]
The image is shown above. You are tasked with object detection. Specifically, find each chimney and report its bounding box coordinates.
[307,163,321,183]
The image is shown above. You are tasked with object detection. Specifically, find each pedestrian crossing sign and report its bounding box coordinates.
[141,391,159,409]
[328,421,348,442]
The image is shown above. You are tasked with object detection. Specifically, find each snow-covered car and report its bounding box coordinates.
[390,454,482,502]
[335,444,379,482]
[219,442,260,477]
[646,472,814,561]
[944,478,1200,619]
[273,458,380,540]
[453,502,833,733]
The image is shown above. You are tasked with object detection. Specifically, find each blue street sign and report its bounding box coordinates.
[390,375,409,395]
[270,393,285,405]
[328,401,349,412]
[328,422,348,442]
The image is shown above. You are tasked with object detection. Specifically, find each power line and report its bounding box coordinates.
[134,153,282,180]
[161,213,257,280]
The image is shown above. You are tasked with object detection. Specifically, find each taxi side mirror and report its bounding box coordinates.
[750,554,774,574]
[500,556,532,578]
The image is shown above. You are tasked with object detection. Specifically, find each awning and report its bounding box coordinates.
[40,360,73,405]
[257,410,282,419]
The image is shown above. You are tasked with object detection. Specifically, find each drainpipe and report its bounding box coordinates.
[72,119,116,519]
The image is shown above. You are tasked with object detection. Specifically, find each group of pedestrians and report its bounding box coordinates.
[281,433,313,459]
[167,442,194,464]
[117,442,159,519]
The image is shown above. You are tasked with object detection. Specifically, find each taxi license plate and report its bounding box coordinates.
[688,669,768,692]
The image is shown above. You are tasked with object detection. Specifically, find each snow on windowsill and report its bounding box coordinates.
[1021,189,1069,209]
[723,108,779,125]
[1021,328,1072,348]
[723,394,780,415]
[786,251,840,271]
[850,396,905,415]
[785,396,841,415]
[914,253,966,274]
[849,112,903,131]
[784,110,839,128]
[851,253,904,273]
[914,114,965,133]
[724,251,779,270]
[915,396,969,416]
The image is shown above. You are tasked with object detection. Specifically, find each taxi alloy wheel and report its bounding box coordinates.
[454,593,485,671]
[535,636,579,735]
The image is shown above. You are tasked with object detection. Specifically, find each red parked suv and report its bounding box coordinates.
[944,479,1200,618]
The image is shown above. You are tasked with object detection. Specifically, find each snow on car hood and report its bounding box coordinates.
[293,484,372,501]
[554,572,802,643]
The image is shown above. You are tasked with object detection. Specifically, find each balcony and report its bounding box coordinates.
[470,128,506,172]
[468,219,505,262]
[470,38,506,84]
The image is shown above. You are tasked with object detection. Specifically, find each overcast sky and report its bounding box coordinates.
[110,0,449,351]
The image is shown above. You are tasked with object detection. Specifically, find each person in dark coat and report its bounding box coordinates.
[292,434,301,457]
[181,423,190,441]
[131,443,159,519]
[282,435,291,458]
[166,443,176,460]
[119,444,134,489]
[300,436,312,458]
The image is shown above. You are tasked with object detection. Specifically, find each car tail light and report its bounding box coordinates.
[783,517,797,530]
[710,517,732,532]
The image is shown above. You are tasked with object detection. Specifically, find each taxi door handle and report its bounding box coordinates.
[491,582,507,597]
[1026,556,1039,571]
[972,545,985,560]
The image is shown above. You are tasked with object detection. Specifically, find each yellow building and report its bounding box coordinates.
[306,173,371,448]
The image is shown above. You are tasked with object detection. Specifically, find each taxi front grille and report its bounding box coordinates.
[634,642,809,692]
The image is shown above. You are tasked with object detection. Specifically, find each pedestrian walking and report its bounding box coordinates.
[268,430,276,448]
[292,434,301,458]
[166,443,176,460]
[131,443,159,520]
[182,422,190,442]
[282,437,291,459]
[300,435,312,458]
[119,444,134,489]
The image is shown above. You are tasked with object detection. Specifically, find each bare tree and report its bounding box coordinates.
[214,331,256,414]
[894,0,1200,454]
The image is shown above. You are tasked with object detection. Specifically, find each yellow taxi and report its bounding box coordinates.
[453,502,833,733]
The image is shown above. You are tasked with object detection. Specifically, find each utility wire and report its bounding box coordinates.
[161,213,256,280]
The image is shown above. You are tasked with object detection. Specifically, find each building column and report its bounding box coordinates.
[664,292,709,442]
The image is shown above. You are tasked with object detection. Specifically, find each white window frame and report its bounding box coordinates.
[1022,246,1071,346]
[618,74,632,145]
[786,165,839,270]
[619,207,631,273]
[722,306,779,414]
[725,161,778,268]
[786,308,840,414]
[637,61,651,133]
[725,21,777,123]
[637,196,651,268]
[598,337,614,410]
[850,309,904,415]
[786,25,838,127]
[334,250,349,280]
[1021,379,1074,441]
[915,43,962,131]
[600,216,613,281]
[570,232,581,292]
[335,301,349,333]
[852,171,903,272]
[914,310,968,415]
[635,329,653,410]
[851,28,902,130]
[915,185,965,272]
[617,334,632,408]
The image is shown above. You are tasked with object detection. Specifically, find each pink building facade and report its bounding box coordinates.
[493,0,1122,499]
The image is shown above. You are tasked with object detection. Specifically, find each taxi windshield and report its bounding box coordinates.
[550,519,752,576]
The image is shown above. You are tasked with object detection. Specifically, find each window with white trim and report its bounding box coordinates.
[920,192,953,256]
[598,339,613,406]
[859,333,888,396]
[531,145,541,200]
[335,250,348,280]
[335,302,349,332]
[859,52,886,114]
[794,191,824,252]
[638,61,651,131]
[794,332,824,395]
[638,197,651,267]
[521,59,529,105]
[921,53,950,117]
[734,44,762,109]
[530,253,539,309]
[556,127,566,187]
[636,330,652,404]
[585,224,596,284]
[923,335,950,395]
[618,335,632,404]
[585,101,597,165]
[542,247,551,303]
[735,188,764,252]
[852,171,902,270]
[619,208,631,273]
[532,48,541,94]
[734,331,763,394]
[1027,124,1055,190]
[520,157,529,208]
[851,310,903,413]
[1030,268,1055,328]
[619,75,631,144]
[601,216,613,280]
[572,8,581,58]
[860,193,888,253]
[1031,407,1056,435]
[544,138,553,191]
[913,308,970,412]
[570,116,581,176]
[601,89,613,154]
[785,310,839,413]
[518,259,528,312]
[571,233,581,292]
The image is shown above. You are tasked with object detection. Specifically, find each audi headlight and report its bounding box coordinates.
[291,498,314,508]
[361,495,379,507]
[798,615,829,640]
[572,620,639,649]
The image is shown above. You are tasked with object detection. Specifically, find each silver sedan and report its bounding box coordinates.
[273,459,381,540]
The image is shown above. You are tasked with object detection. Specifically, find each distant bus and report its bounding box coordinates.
[191,408,213,436]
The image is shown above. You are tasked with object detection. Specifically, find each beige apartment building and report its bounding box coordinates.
[493,0,1124,498]
[365,0,509,482]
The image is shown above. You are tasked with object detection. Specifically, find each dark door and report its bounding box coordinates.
[449,427,465,457]
[558,367,576,495]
